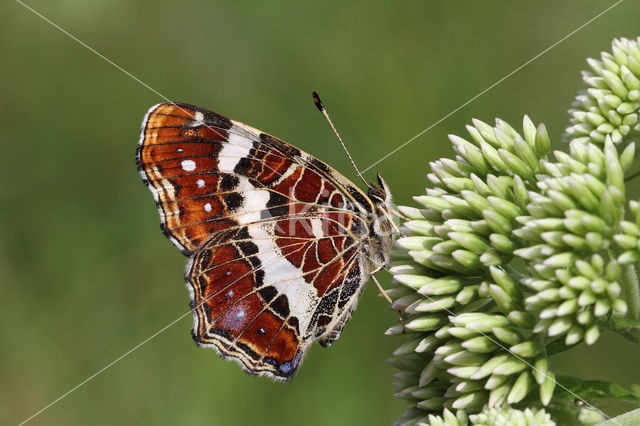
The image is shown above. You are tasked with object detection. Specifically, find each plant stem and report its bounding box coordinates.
[619,261,640,322]
[607,247,640,348]
[611,247,640,322]
[616,326,640,347]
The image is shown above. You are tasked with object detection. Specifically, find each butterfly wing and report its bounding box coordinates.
[137,102,376,379]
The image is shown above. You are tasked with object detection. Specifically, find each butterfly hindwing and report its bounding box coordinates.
[187,227,304,379]
[187,221,365,379]
[137,102,384,379]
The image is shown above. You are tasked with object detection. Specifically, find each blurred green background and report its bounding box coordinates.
[2,1,640,425]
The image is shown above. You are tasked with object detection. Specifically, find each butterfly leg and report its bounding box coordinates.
[371,274,406,332]
[391,208,411,221]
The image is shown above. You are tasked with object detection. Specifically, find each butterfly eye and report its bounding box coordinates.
[367,183,386,204]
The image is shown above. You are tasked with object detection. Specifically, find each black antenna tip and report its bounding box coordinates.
[312,91,324,111]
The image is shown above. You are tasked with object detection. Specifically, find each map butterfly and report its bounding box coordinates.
[137,100,395,380]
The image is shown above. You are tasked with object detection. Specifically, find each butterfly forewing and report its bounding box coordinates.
[137,102,382,379]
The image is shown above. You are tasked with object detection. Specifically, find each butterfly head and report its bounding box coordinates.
[367,173,392,206]
[366,173,396,273]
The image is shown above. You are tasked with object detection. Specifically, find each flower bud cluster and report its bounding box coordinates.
[394,405,554,426]
[403,115,549,274]
[613,200,640,265]
[513,137,631,346]
[390,118,556,421]
[566,37,640,147]
[389,116,635,424]
[468,405,554,426]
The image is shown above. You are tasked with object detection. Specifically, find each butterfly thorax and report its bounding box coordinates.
[365,174,395,274]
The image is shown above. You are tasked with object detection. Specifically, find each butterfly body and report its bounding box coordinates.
[137,102,394,380]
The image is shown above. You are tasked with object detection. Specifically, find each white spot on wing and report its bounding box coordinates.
[218,130,253,172]
[233,176,268,224]
[190,111,205,127]
[204,202,212,212]
[181,160,196,171]
[197,179,205,188]
[310,218,324,239]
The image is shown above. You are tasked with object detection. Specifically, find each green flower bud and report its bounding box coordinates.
[471,355,509,380]
[479,141,507,174]
[489,284,515,312]
[491,327,521,346]
[415,195,450,212]
[396,236,433,251]
[507,311,536,328]
[445,350,489,367]
[448,366,482,380]
[448,327,479,340]
[409,295,457,313]
[585,324,600,345]
[452,249,481,269]
[452,391,486,410]
[533,358,549,384]
[540,371,556,406]
[417,397,448,411]
[509,341,541,358]
[485,374,509,390]
[488,384,510,408]
[565,324,585,345]
[499,148,533,179]
[450,135,490,176]
[398,205,424,220]
[482,210,512,234]
[507,371,533,404]
[449,232,491,255]
[535,123,551,157]
[493,358,527,376]
[472,119,500,147]
[619,142,637,172]
[404,220,435,236]
[555,150,588,174]
[416,335,442,353]
[462,336,498,354]
[405,316,446,332]
[548,317,573,337]
[485,175,512,201]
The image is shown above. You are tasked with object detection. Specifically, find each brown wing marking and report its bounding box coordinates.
[187,219,365,380]
[137,102,364,255]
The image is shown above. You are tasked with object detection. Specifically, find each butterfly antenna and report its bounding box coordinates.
[312,91,368,186]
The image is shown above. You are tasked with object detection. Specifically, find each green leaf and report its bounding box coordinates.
[596,408,640,425]
[555,376,639,402]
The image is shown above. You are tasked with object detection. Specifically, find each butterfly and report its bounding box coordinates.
[136,100,395,380]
